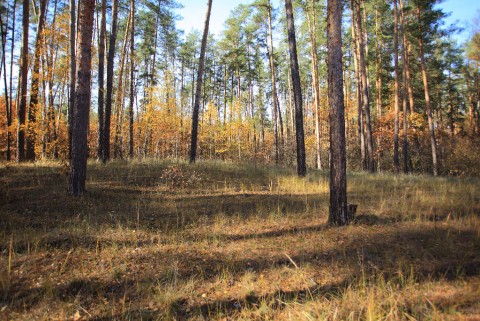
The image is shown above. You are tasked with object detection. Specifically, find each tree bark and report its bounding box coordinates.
[400,1,415,114]
[351,7,366,170]
[352,0,374,172]
[393,0,400,173]
[375,3,382,171]
[113,15,131,159]
[189,0,212,163]
[327,0,348,225]
[399,0,409,173]
[285,0,306,177]
[68,0,76,160]
[304,0,322,170]
[97,0,106,159]
[0,5,13,161]
[69,0,95,195]
[129,0,135,158]
[26,0,48,161]
[102,0,119,163]
[17,0,29,162]
[42,0,58,159]
[416,5,438,176]
[266,1,280,165]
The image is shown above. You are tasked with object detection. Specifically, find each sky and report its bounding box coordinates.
[176,0,263,37]
[175,0,480,44]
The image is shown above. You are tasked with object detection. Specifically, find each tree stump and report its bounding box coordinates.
[347,204,358,222]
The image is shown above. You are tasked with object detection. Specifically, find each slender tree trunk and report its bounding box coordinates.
[223,64,227,125]
[405,50,415,114]
[189,0,212,163]
[276,93,285,152]
[8,0,17,160]
[285,0,306,177]
[393,0,400,173]
[41,46,48,159]
[26,0,48,161]
[353,0,374,172]
[416,5,438,176]
[327,0,348,225]
[129,0,135,158]
[102,0,119,163]
[150,15,159,90]
[305,0,322,170]
[180,59,185,130]
[0,10,12,161]
[400,1,415,114]
[399,0,409,173]
[69,0,95,195]
[97,0,106,159]
[17,0,29,162]
[375,3,382,171]
[42,0,57,159]
[113,18,131,159]
[266,1,280,165]
[351,8,366,170]
[470,65,479,137]
[258,79,265,148]
[68,0,76,160]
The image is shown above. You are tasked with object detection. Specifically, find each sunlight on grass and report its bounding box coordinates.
[0,159,479,320]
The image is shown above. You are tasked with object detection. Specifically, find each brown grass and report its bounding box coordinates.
[0,159,479,320]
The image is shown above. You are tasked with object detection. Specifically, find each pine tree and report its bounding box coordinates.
[189,0,212,163]
[16,0,29,162]
[327,0,348,225]
[69,0,95,195]
[285,0,306,177]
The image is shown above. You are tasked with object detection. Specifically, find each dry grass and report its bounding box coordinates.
[0,159,479,320]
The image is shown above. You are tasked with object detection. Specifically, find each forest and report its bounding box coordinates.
[0,0,479,319]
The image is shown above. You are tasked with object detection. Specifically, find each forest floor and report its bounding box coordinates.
[0,159,479,320]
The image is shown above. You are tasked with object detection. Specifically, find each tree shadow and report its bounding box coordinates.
[1,189,329,248]
[87,278,351,321]
[4,225,479,318]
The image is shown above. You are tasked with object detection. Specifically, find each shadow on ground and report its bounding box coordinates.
[3,225,479,318]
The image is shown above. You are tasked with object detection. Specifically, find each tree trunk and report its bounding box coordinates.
[285,0,306,177]
[102,0,119,163]
[189,0,212,163]
[26,0,48,161]
[266,1,280,165]
[9,0,17,160]
[353,0,374,172]
[304,0,322,170]
[351,8,366,170]
[223,64,227,125]
[42,0,58,159]
[0,5,13,161]
[327,0,348,225]
[399,0,409,173]
[416,5,438,176]
[17,0,29,162]
[69,0,95,195]
[113,15,131,159]
[129,0,135,158]
[68,0,76,160]
[393,0,400,173]
[375,3,382,171]
[97,0,106,159]
[400,1,415,114]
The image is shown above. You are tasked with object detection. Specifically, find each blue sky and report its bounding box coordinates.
[436,0,480,43]
[176,0,480,44]
[176,0,260,37]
